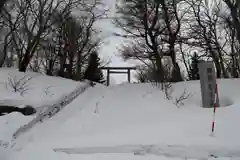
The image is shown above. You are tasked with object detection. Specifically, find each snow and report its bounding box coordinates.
[2,0,240,159]
[18,80,240,147]
[0,68,89,143]
[0,69,240,160]
[0,68,80,108]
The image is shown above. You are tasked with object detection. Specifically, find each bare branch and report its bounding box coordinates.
[174,88,192,107]
[6,73,32,96]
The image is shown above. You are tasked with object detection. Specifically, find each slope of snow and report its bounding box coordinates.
[6,79,240,160]
[0,68,87,143]
[0,68,81,107]
[3,0,240,159]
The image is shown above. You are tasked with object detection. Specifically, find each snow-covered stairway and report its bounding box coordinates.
[12,81,92,139]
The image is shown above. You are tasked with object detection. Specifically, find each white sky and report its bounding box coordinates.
[95,0,206,84]
[95,0,137,84]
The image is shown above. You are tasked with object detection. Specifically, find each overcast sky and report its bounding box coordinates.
[95,0,138,84]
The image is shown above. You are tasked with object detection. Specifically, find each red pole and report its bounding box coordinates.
[211,83,218,134]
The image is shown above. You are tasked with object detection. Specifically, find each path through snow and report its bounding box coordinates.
[54,144,240,159]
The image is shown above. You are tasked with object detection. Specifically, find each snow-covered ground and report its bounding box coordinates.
[0,68,89,143]
[2,0,240,159]
[0,0,239,152]
[0,68,81,107]
[1,68,240,160]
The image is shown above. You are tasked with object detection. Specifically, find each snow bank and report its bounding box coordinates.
[0,68,80,107]
[53,144,240,159]
[13,81,91,139]
[3,78,240,160]
[14,80,240,154]
[0,147,13,160]
[0,68,89,143]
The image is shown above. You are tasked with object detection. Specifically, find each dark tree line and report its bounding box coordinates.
[115,0,240,82]
[0,0,106,84]
[189,52,200,80]
[84,51,105,84]
[115,0,183,82]
[2,0,240,84]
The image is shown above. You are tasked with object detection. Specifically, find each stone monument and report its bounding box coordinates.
[198,61,220,108]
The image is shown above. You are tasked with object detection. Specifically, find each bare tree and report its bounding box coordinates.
[219,0,240,78]
[179,42,191,79]
[42,0,106,79]
[0,1,23,67]
[223,0,240,45]
[0,31,13,67]
[221,12,240,78]
[183,0,228,78]
[0,0,8,13]
[6,73,32,96]
[115,0,185,82]
[174,88,191,107]
[39,41,59,75]
[4,0,75,72]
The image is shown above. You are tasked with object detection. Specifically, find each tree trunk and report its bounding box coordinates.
[67,52,74,79]
[214,35,228,78]
[0,0,8,13]
[0,32,12,67]
[19,54,31,72]
[18,35,40,72]
[46,60,54,76]
[219,55,228,78]
[210,52,221,78]
[0,52,7,67]
[180,43,191,79]
[168,44,182,82]
[231,53,239,78]
[58,55,66,77]
[216,62,221,78]
[225,1,240,46]
[171,63,183,82]
[75,52,83,80]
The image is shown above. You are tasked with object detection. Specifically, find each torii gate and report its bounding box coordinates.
[101,66,137,86]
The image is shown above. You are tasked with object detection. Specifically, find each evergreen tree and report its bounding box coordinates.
[84,51,105,84]
[189,52,200,80]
